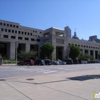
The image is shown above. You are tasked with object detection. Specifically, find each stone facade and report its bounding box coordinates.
[0,20,100,60]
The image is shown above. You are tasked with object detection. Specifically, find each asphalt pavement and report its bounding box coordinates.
[0,63,100,79]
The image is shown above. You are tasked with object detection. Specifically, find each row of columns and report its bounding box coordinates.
[81,49,98,59]
[9,42,40,59]
[52,46,99,60]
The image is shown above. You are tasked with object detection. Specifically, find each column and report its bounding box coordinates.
[38,45,40,59]
[93,50,95,59]
[7,43,10,59]
[52,45,56,60]
[25,43,30,52]
[82,49,85,54]
[88,50,90,55]
[10,42,15,59]
[63,46,67,60]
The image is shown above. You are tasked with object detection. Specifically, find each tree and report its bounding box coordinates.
[40,42,54,59]
[79,53,94,61]
[18,50,37,60]
[69,44,80,59]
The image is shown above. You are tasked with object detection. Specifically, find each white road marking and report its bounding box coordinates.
[43,71,57,74]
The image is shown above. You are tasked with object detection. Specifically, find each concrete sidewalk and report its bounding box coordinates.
[0,69,100,100]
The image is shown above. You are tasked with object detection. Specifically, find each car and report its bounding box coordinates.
[81,60,87,64]
[64,59,73,64]
[51,61,59,65]
[17,59,34,66]
[44,59,52,65]
[34,59,45,65]
[58,61,66,65]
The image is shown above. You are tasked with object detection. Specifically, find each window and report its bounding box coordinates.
[3,35,8,38]
[12,30,14,33]
[78,45,80,47]
[10,24,12,27]
[0,23,2,25]
[31,38,35,41]
[5,29,7,32]
[11,36,15,39]
[40,32,41,33]
[8,29,11,32]
[25,38,29,40]
[4,23,6,26]
[7,24,9,26]
[31,33,32,35]
[37,39,40,42]
[25,32,26,35]
[18,31,20,34]
[13,25,15,28]
[28,33,29,35]
[22,31,23,34]
[18,37,22,40]
[16,26,18,28]
[1,28,4,31]
[35,31,37,33]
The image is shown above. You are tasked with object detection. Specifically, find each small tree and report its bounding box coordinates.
[79,53,94,61]
[40,42,54,59]
[18,50,37,60]
[98,54,100,59]
[69,44,80,59]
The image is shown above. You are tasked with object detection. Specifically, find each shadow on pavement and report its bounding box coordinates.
[8,79,69,85]
[68,74,100,81]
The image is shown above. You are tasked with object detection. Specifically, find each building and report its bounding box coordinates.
[0,19,100,60]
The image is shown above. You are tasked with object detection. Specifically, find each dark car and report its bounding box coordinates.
[44,59,52,65]
[66,59,73,64]
[73,59,79,64]
[17,59,34,66]
[34,59,45,65]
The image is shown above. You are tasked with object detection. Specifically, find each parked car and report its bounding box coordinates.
[66,59,73,64]
[17,59,34,66]
[81,60,87,64]
[34,59,45,65]
[44,59,52,65]
[58,61,66,65]
[73,59,79,64]
[51,61,59,65]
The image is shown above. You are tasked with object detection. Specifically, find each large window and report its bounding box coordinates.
[3,35,8,38]
[18,37,22,40]
[1,28,4,31]
[25,38,29,40]
[11,36,15,39]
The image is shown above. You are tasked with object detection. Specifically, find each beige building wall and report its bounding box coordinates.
[0,20,100,60]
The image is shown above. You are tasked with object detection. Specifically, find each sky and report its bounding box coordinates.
[0,0,100,40]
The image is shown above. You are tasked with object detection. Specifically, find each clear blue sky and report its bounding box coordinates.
[0,0,100,40]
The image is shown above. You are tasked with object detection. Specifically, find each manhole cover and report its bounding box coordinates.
[26,78,34,81]
[0,79,6,81]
